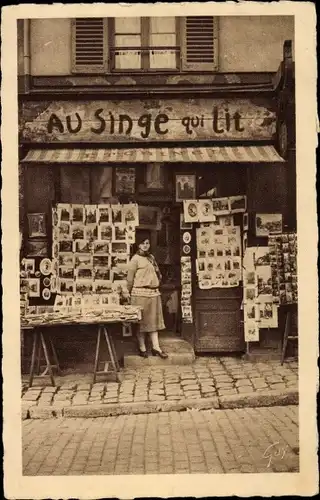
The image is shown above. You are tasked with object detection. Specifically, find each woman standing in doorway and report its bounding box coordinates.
[126,232,168,359]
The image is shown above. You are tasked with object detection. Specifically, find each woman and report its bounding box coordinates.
[126,233,168,359]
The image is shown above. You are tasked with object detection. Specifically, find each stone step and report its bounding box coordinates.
[124,337,195,368]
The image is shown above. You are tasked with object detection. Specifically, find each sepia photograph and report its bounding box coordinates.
[2,3,318,500]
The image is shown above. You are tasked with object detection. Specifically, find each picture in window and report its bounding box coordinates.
[176,174,196,202]
[115,167,136,194]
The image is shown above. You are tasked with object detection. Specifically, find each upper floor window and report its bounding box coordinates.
[72,16,218,73]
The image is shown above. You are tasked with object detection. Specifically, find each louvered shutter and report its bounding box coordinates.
[181,16,218,71]
[72,18,108,73]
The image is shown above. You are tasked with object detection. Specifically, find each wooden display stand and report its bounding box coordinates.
[281,303,298,365]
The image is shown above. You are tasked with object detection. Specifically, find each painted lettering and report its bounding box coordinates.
[225,108,231,132]
[66,113,82,134]
[119,114,133,135]
[109,112,115,134]
[212,107,224,134]
[90,108,106,134]
[234,111,244,132]
[154,114,169,135]
[181,116,193,135]
[47,113,64,134]
[138,113,152,139]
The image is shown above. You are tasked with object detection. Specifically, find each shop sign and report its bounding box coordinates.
[20,98,276,143]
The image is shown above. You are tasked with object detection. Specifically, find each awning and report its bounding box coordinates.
[22,145,284,164]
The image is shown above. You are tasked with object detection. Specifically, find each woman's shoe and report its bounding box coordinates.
[151,348,168,359]
[138,348,148,358]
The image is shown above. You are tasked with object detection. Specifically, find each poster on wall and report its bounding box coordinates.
[27,213,47,238]
[175,174,196,202]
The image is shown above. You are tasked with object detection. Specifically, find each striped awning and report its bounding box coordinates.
[22,145,284,164]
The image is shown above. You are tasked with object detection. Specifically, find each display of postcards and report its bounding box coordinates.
[111,255,129,268]
[213,234,228,245]
[75,280,93,294]
[58,240,72,253]
[245,287,256,301]
[59,222,71,239]
[284,272,292,282]
[74,240,91,254]
[54,295,66,309]
[50,276,58,293]
[64,296,73,307]
[126,230,136,244]
[244,320,259,342]
[258,302,278,328]
[245,303,256,320]
[75,268,93,280]
[20,279,29,293]
[72,295,83,308]
[217,215,234,227]
[198,249,207,258]
[85,225,98,241]
[122,204,139,226]
[232,245,241,257]
[181,272,192,285]
[181,257,191,273]
[111,242,129,255]
[206,259,215,273]
[60,279,75,294]
[232,258,241,271]
[100,295,110,306]
[24,258,35,274]
[207,248,215,258]
[108,293,120,306]
[92,295,102,307]
[58,253,74,267]
[113,280,128,293]
[181,289,192,299]
[181,297,192,306]
[244,270,256,286]
[71,224,85,240]
[285,283,293,293]
[98,205,111,224]
[51,241,59,259]
[182,283,192,294]
[112,268,128,281]
[99,224,114,241]
[254,247,270,267]
[225,247,232,257]
[94,280,113,294]
[229,195,247,213]
[196,258,206,273]
[58,204,71,222]
[59,267,74,279]
[215,259,224,271]
[114,224,127,242]
[211,197,230,215]
[227,270,240,285]
[82,295,93,308]
[74,254,92,268]
[224,259,233,271]
[27,278,40,297]
[85,205,97,224]
[71,205,84,223]
[94,268,112,281]
[196,227,212,249]
[215,246,224,257]
[111,205,123,224]
[93,255,110,268]
[256,213,283,237]
[27,239,48,257]
[283,263,291,273]
[181,305,192,318]
[257,266,272,295]
[198,199,214,223]
[93,241,110,255]
[183,200,199,223]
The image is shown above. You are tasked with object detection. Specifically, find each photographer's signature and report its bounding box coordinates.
[263,442,288,468]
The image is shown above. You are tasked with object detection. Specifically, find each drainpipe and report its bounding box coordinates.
[23,19,31,93]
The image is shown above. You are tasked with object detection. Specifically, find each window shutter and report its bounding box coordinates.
[181,16,218,71]
[72,18,108,73]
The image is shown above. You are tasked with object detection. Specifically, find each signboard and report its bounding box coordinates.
[20,98,277,143]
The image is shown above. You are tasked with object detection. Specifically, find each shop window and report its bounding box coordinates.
[72,16,218,73]
[60,166,90,204]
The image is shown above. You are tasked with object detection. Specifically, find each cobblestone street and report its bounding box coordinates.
[21,357,298,419]
[22,405,299,475]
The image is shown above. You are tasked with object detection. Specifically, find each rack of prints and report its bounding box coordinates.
[196,222,242,289]
[180,256,193,322]
[51,203,139,307]
[268,233,297,305]
[183,196,246,223]
[243,246,279,342]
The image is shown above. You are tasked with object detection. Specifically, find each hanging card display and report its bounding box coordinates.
[255,213,283,237]
[183,200,199,223]
[229,195,247,214]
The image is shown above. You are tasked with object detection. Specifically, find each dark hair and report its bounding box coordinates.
[131,230,151,256]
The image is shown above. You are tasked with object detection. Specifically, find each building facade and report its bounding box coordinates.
[18,16,296,368]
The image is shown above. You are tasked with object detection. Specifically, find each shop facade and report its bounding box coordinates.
[19,39,296,367]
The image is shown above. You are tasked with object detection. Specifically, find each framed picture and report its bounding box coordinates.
[145,163,165,191]
[138,205,161,230]
[175,174,196,202]
[115,167,136,194]
[180,212,192,230]
[27,213,46,238]
[255,213,283,237]
[28,278,40,298]
[26,239,48,257]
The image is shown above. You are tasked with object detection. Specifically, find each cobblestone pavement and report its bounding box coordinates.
[22,405,299,475]
[22,357,298,415]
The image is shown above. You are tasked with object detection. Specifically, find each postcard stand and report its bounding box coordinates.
[281,303,298,365]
